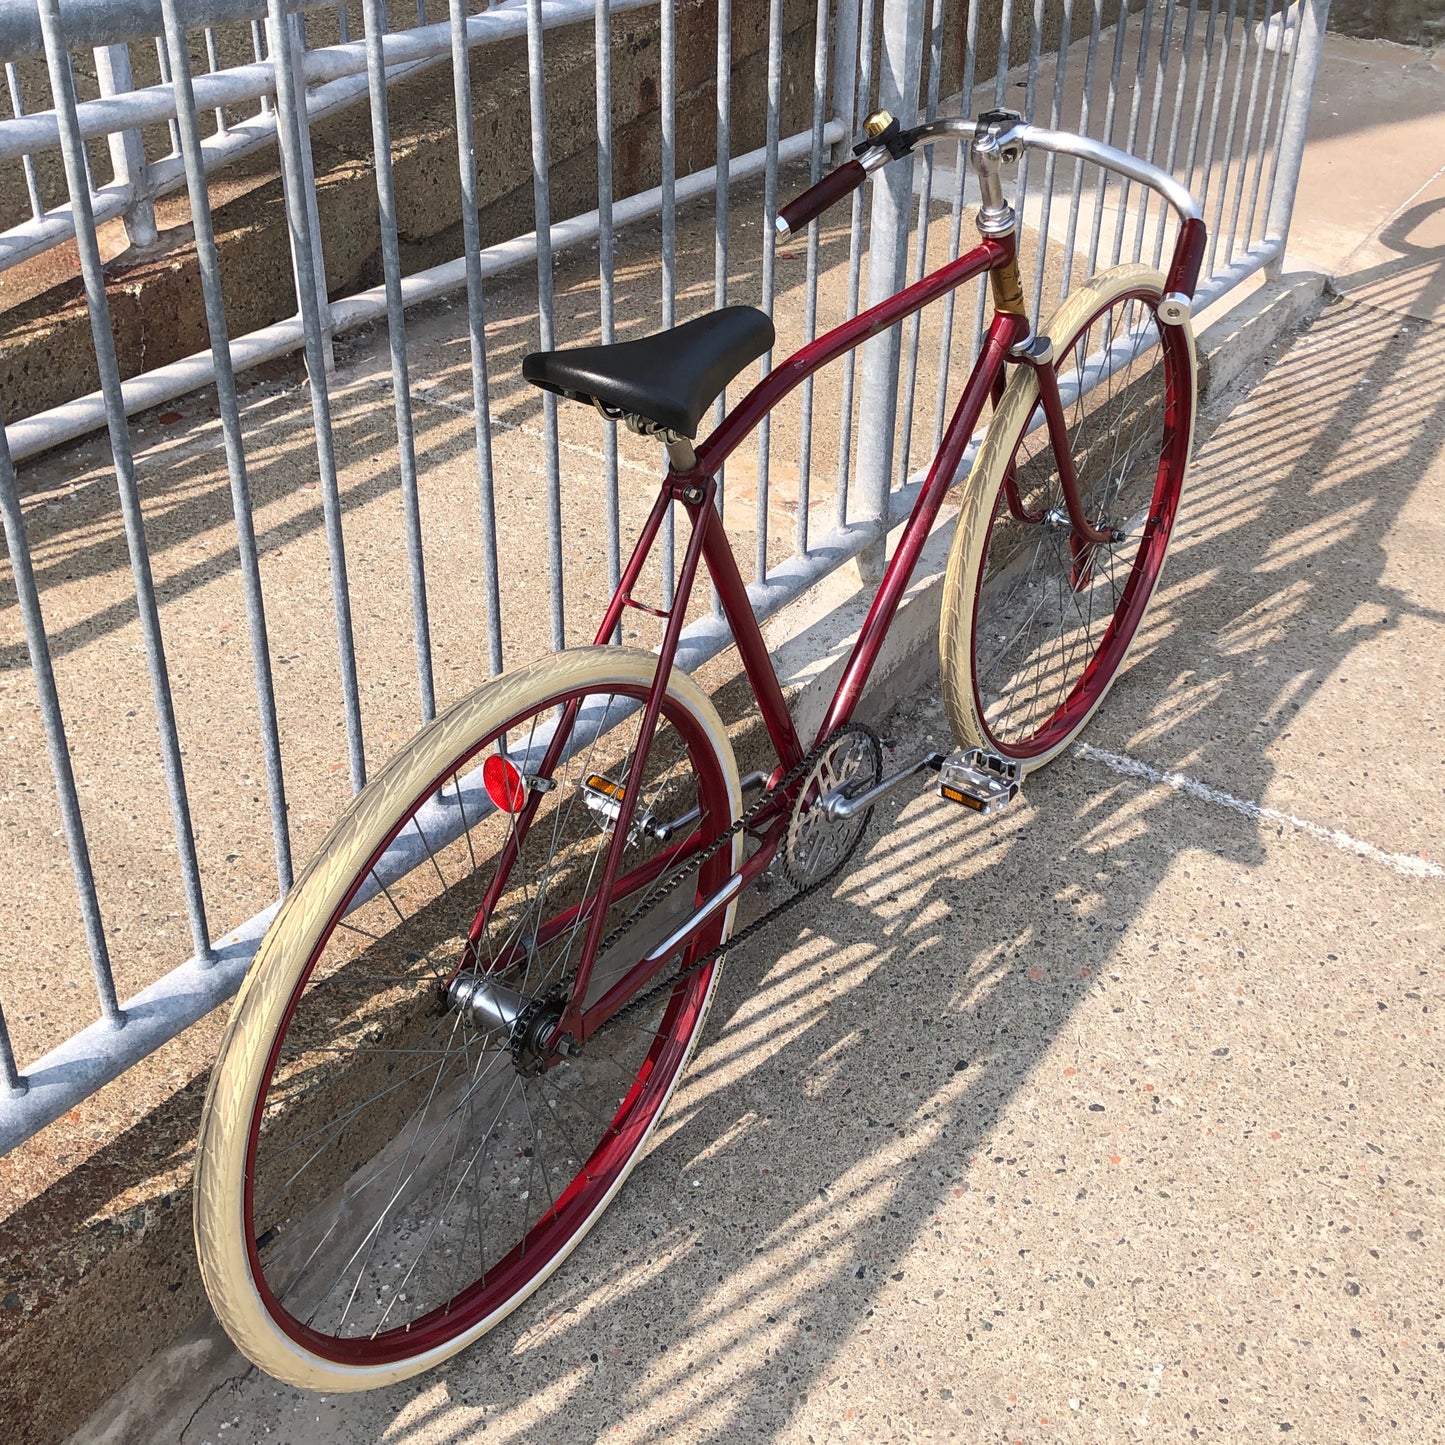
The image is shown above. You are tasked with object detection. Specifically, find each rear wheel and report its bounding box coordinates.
[940,263,1197,767]
[194,647,741,1391]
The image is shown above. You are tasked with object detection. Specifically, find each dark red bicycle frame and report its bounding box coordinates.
[530,229,1036,1048]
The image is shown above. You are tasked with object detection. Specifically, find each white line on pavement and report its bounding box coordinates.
[1074,742,1445,881]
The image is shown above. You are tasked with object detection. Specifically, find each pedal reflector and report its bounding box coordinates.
[585,774,626,802]
[483,754,527,812]
[940,783,986,811]
[582,773,657,844]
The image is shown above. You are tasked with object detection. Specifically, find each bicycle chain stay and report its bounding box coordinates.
[583,723,880,1045]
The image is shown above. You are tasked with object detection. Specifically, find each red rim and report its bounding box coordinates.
[240,681,733,1366]
[969,290,1191,760]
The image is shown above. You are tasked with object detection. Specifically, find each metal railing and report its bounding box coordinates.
[0,0,1330,1149]
[1,0,650,273]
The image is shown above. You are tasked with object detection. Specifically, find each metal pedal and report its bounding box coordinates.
[583,769,770,845]
[937,748,1022,814]
[581,773,657,846]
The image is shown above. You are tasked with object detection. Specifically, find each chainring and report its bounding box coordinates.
[783,723,883,891]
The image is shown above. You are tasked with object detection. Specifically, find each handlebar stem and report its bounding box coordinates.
[914,111,1205,317]
[905,113,1202,231]
[970,111,1026,238]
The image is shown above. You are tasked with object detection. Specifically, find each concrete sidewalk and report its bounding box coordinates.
[6,29,1443,1445]
[160,35,1445,1445]
[172,285,1445,1443]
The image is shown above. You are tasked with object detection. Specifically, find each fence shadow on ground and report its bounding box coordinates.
[162,207,1445,1440]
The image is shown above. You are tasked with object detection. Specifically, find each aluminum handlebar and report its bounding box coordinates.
[776,116,1201,235]
[910,116,1202,225]
[775,113,1207,309]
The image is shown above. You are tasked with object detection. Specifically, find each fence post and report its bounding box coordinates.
[829,0,860,163]
[264,0,366,787]
[93,43,158,249]
[1263,0,1330,278]
[35,0,216,971]
[267,7,336,372]
[852,0,925,580]
[0,396,119,1058]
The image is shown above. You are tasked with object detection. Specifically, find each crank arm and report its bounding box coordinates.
[652,770,769,842]
[821,753,947,820]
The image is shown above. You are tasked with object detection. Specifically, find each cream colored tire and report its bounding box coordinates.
[939,264,1197,771]
[194,646,741,1392]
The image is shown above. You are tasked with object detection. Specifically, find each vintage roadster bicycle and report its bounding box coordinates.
[193,108,1204,1389]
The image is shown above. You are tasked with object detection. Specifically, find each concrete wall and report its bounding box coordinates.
[0,0,821,426]
[0,0,1137,429]
[1329,0,1445,47]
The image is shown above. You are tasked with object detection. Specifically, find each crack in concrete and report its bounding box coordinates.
[177,1362,257,1445]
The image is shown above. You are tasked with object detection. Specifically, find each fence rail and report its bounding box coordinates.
[0,0,1329,1149]
[1,0,665,277]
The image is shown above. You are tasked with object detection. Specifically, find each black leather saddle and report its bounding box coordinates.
[522,306,775,440]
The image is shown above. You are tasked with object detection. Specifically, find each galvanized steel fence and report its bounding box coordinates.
[0,0,1329,1148]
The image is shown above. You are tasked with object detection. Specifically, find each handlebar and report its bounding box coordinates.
[776,157,870,236]
[999,121,1201,222]
[776,113,1206,307]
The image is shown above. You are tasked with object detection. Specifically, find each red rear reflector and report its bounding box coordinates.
[483,754,527,813]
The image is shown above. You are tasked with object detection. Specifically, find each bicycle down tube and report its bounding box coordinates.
[554,266,1024,1045]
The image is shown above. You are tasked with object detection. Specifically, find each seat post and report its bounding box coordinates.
[665,437,698,472]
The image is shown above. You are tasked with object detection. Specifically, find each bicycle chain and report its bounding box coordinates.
[585,723,879,1043]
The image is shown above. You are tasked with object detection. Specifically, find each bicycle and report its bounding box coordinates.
[193,107,1205,1390]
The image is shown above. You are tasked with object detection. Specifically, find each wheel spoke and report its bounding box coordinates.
[212,668,735,1372]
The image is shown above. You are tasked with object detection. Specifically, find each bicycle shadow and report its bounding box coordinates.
[172,208,1445,1440]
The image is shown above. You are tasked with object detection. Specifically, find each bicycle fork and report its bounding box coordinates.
[973,112,1117,591]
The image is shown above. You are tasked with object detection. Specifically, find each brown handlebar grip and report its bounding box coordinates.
[1165,216,1207,299]
[777,159,867,237]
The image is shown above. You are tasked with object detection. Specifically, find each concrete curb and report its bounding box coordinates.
[46,270,1327,1445]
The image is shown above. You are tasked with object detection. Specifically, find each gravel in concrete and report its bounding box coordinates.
[172,256,1445,1443]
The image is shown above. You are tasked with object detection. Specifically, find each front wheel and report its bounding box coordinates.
[194,647,741,1391]
[940,263,1197,769]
